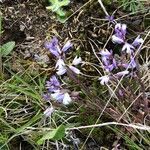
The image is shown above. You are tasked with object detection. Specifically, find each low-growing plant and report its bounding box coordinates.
[41,12,149,148]
[46,0,70,23]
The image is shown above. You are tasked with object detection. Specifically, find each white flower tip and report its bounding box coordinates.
[99,75,110,85]
[55,59,66,75]
[62,40,73,52]
[72,56,82,66]
[112,35,124,44]
[56,68,66,75]
[132,35,144,47]
[55,59,64,69]
[122,43,134,54]
[116,70,129,76]
[69,66,80,74]
[99,49,111,56]
[63,93,72,105]
[122,24,127,31]
[44,107,54,117]
[115,23,121,29]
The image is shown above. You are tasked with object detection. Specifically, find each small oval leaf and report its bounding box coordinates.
[37,125,66,145]
[1,41,15,57]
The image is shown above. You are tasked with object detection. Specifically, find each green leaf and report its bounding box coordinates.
[37,125,66,145]
[1,41,15,57]
[56,8,66,16]
[57,15,67,23]
[59,0,70,7]
[47,0,70,18]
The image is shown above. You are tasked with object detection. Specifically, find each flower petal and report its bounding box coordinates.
[121,24,127,36]
[115,23,126,36]
[69,66,80,74]
[50,75,60,87]
[105,15,114,22]
[55,59,67,75]
[44,107,54,117]
[132,35,144,47]
[46,75,61,92]
[115,23,121,32]
[129,57,137,68]
[99,49,112,57]
[63,93,72,105]
[122,43,134,54]
[99,75,110,85]
[72,56,82,66]
[112,35,124,44]
[51,91,64,102]
[56,67,67,75]
[62,40,72,52]
[55,59,65,69]
[116,70,129,76]
[45,37,60,57]
[105,64,115,72]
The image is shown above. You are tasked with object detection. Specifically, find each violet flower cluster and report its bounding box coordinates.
[99,23,144,85]
[45,37,82,75]
[43,22,144,116]
[44,75,72,105]
[43,37,82,115]
[112,23,143,54]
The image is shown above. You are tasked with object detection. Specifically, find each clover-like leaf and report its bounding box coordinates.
[56,8,66,16]
[46,0,70,17]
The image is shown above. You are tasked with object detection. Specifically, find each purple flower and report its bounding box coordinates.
[112,23,127,44]
[68,56,82,74]
[112,35,124,44]
[100,50,117,72]
[61,40,73,52]
[55,58,67,75]
[116,70,129,77]
[69,66,81,74]
[46,75,61,92]
[43,93,51,101]
[115,23,127,38]
[132,35,144,47]
[72,56,82,66]
[106,64,116,72]
[129,57,137,68]
[51,91,64,102]
[45,37,72,58]
[55,56,82,76]
[99,75,110,85]
[121,57,137,69]
[45,76,72,105]
[100,50,112,66]
[99,49,112,57]
[45,37,60,57]
[105,15,114,22]
[51,90,72,105]
[122,42,135,54]
[44,107,54,117]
